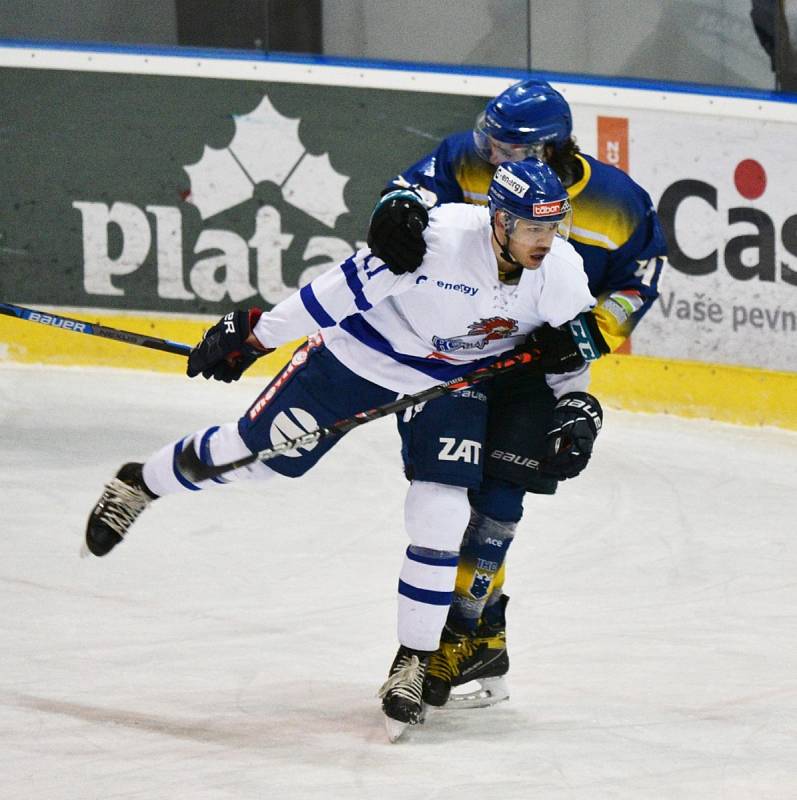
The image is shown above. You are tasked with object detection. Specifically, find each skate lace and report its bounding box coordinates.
[377,655,424,704]
[428,636,477,682]
[96,478,152,538]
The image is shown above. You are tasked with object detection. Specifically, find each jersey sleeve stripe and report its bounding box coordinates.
[364,255,390,279]
[338,314,495,380]
[340,255,373,312]
[299,283,336,328]
[461,189,488,204]
[570,224,621,250]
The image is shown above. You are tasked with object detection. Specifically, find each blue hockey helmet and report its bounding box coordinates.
[474,79,573,164]
[488,159,572,239]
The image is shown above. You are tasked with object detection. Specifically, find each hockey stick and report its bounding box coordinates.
[177,348,538,482]
[0,302,192,356]
[1,300,538,477]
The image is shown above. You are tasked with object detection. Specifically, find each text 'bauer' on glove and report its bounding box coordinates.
[520,311,611,374]
[540,392,603,480]
[186,308,273,383]
[367,188,430,275]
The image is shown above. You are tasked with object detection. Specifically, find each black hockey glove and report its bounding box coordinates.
[541,392,603,480]
[522,311,610,374]
[186,308,272,383]
[367,188,429,275]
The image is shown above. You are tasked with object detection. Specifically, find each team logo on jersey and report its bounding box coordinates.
[469,572,492,599]
[432,317,518,353]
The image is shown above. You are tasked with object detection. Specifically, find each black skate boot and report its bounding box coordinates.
[84,463,157,557]
[423,624,470,707]
[424,595,510,709]
[378,645,429,742]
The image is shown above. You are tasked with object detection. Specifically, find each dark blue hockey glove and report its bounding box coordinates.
[521,311,610,374]
[367,188,429,275]
[186,308,271,383]
[541,392,603,480]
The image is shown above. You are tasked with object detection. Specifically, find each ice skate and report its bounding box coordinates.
[448,674,509,709]
[378,646,429,742]
[424,595,511,709]
[83,463,156,557]
[423,624,470,707]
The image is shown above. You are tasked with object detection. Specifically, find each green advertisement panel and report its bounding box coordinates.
[0,66,485,313]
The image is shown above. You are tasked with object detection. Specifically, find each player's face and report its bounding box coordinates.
[502,216,558,270]
[486,137,546,166]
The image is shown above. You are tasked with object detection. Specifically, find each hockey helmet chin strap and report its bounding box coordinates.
[491,217,524,281]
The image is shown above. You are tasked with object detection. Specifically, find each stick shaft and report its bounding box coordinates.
[179,349,537,481]
[0,302,192,356]
[2,301,538,477]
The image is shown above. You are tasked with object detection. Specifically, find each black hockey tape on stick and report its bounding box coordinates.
[177,348,540,482]
[0,302,192,356]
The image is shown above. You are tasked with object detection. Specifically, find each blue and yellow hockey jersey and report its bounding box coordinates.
[387,131,668,352]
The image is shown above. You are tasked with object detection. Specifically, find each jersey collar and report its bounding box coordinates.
[566,154,591,200]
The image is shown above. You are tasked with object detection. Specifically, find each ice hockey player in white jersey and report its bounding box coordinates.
[83,158,603,741]
[367,80,661,713]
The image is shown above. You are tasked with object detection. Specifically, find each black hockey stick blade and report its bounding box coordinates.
[177,349,539,483]
[0,302,192,356]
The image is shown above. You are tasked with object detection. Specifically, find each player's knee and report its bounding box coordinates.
[404,480,470,551]
[461,508,517,553]
[202,422,252,461]
[185,422,275,483]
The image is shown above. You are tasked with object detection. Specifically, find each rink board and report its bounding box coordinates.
[2,310,794,430]
[1,43,795,373]
[1,43,794,429]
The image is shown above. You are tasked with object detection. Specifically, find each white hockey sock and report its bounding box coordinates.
[142,422,276,497]
[397,481,470,652]
[398,546,459,651]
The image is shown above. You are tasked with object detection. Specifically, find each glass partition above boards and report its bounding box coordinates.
[1,0,794,92]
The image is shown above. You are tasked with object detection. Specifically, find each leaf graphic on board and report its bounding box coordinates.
[229,96,304,185]
[283,152,349,228]
[183,95,349,228]
[183,147,253,220]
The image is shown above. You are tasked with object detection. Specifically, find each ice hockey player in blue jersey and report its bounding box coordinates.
[367,78,667,709]
[83,159,603,741]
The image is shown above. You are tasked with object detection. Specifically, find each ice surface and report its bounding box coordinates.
[1,363,796,799]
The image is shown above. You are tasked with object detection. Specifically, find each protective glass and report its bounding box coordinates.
[502,209,572,243]
[473,113,547,165]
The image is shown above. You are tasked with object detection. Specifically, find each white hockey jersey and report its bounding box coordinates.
[253,204,595,396]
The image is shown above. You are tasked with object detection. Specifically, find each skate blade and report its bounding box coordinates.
[383,706,426,742]
[384,716,409,742]
[79,541,91,559]
[446,676,509,709]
